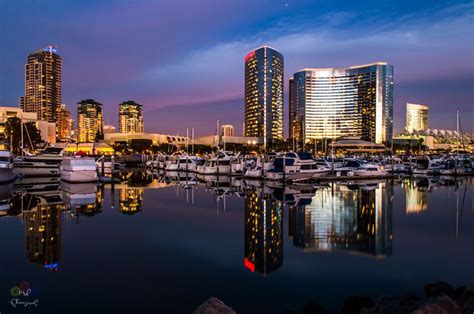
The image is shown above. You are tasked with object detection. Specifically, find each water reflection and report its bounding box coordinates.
[22,192,64,270]
[0,173,472,275]
[244,189,283,274]
[288,183,393,257]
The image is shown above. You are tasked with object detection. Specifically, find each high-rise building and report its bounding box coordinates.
[57,104,73,142]
[221,124,234,137]
[77,99,103,143]
[290,62,393,144]
[244,46,284,146]
[22,46,62,125]
[406,103,429,133]
[119,101,144,134]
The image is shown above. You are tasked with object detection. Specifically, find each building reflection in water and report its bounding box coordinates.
[119,188,144,214]
[404,179,428,214]
[244,189,283,274]
[288,182,393,257]
[20,192,64,270]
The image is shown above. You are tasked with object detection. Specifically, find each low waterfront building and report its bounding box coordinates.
[329,137,386,153]
[103,132,188,146]
[0,106,56,148]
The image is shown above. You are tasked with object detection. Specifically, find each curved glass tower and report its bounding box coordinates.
[244,46,284,146]
[290,62,393,144]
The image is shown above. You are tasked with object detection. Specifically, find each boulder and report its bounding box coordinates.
[364,294,422,314]
[462,296,474,314]
[454,285,474,306]
[342,296,375,314]
[413,295,461,314]
[303,301,330,314]
[193,297,236,314]
[424,281,454,298]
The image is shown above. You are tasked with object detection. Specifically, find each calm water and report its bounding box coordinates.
[0,173,473,313]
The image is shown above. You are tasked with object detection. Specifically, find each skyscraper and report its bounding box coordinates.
[406,103,429,133]
[57,104,73,142]
[244,46,284,146]
[290,62,394,144]
[119,101,144,134]
[221,124,234,137]
[22,46,62,125]
[77,99,103,143]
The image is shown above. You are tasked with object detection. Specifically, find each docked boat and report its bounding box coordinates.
[0,151,15,183]
[244,153,277,179]
[196,151,232,175]
[96,155,117,174]
[166,155,203,172]
[60,158,98,183]
[13,146,64,177]
[413,156,443,176]
[266,152,329,181]
[439,158,473,175]
[354,164,389,177]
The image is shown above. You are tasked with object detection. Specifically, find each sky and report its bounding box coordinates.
[0,0,473,137]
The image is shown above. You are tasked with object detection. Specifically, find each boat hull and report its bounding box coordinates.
[60,170,98,183]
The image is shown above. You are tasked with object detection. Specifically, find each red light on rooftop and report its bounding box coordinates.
[244,257,255,272]
[245,51,255,62]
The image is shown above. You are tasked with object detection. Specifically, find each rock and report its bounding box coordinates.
[365,294,422,314]
[193,297,236,314]
[424,281,454,298]
[413,295,461,314]
[342,296,375,314]
[462,297,474,314]
[454,285,474,306]
[303,301,330,314]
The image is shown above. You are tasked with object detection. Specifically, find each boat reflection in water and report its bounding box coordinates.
[61,182,102,217]
[288,181,393,257]
[244,188,283,274]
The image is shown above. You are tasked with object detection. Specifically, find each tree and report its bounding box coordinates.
[5,117,44,154]
[129,139,152,153]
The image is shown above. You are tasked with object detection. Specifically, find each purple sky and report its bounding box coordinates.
[1,0,473,136]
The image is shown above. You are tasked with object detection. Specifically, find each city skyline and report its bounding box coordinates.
[1,0,473,137]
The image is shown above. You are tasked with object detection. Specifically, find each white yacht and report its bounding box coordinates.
[14,146,64,177]
[96,155,116,174]
[266,152,329,181]
[440,158,473,175]
[354,164,389,177]
[0,151,15,183]
[244,153,278,179]
[60,158,98,183]
[166,155,202,172]
[413,156,443,176]
[196,152,231,175]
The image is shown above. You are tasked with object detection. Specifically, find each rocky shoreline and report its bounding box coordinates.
[194,281,474,314]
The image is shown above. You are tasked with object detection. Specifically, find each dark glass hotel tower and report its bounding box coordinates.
[22,46,62,123]
[244,46,284,147]
[290,63,393,144]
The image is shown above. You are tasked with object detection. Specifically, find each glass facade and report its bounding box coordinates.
[244,46,284,146]
[289,63,393,144]
[119,101,144,134]
[406,103,429,133]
